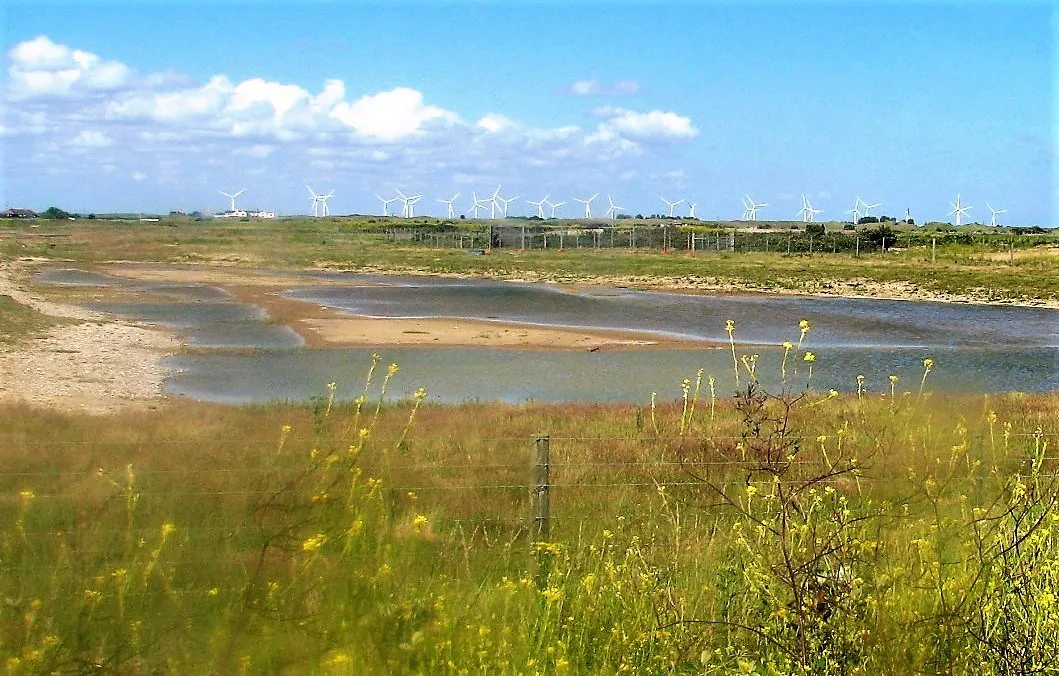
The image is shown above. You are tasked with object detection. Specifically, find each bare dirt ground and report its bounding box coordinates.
[0,260,181,414]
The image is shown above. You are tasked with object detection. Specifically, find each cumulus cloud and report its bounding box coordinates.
[330,87,459,141]
[5,36,704,211]
[7,35,133,99]
[476,113,518,133]
[591,106,699,141]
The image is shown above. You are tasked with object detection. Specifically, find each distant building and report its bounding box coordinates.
[214,209,276,219]
[0,208,38,219]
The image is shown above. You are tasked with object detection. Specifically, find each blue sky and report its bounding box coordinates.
[1,1,1053,225]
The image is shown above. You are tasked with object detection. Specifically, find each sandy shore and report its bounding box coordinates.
[0,261,182,414]
[102,264,706,350]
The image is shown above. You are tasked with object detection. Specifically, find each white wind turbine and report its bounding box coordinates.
[527,196,550,219]
[405,194,424,218]
[862,200,881,218]
[987,203,1006,227]
[798,194,822,222]
[487,185,503,219]
[572,193,598,218]
[437,192,461,219]
[547,200,565,219]
[470,192,491,219]
[219,188,246,212]
[846,197,865,224]
[742,195,767,221]
[948,194,972,226]
[306,185,333,217]
[395,189,423,218]
[688,202,697,219]
[497,194,519,218]
[376,194,400,217]
[604,195,624,219]
[660,197,683,218]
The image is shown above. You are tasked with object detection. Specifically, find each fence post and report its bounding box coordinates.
[532,435,551,542]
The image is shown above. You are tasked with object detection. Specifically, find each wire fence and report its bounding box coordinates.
[386,225,1056,256]
[2,429,1056,539]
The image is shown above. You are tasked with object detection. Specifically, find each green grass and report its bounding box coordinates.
[1,378,1057,673]
[2,217,1057,303]
[0,295,67,344]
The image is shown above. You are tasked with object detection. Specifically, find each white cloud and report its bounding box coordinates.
[7,35,133,99]
[569,79,600,96]
[567,79,641,96]
[594,107,699,140]
[67,130,113,148]
[330,87,459,141]
[476,113,517,133]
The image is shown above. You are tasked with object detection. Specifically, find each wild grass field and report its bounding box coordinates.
[2,351,1058,673]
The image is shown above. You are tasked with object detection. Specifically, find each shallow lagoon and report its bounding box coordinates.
[38,269,1059,404]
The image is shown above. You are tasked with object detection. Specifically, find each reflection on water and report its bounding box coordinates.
[36,268,1059,403]
[285,278,1059,348]
[165,345,1059,405]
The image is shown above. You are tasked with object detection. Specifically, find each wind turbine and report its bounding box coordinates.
[405,194,424,218]
[376,194,400,217]
[436,192,460,219]
[488,185,502,219]
[798,194,822,223]
[688,202,697,219]
[548,200,565,219]
[948,194,971,226]
[306,185,333,217]
[742,195,767,221]
[862,200,881,218]
[572,193,598,218]
[527,196,550,219]
[219,188,246,212]
[497,194,519,218]
[470,193,489,219]
[846,199,862,224]
[987,203,1006,227]
[604,195,624,219]
[660,197,683,218]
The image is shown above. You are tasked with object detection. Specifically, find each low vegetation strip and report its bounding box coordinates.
[1,363,1058,672]
[2,218,1057,306]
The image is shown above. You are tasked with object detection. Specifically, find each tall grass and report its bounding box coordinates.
[1,359,1057,673]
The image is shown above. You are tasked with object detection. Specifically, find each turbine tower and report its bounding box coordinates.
[219,188,246,212]
[527,196,550,219]
[548,200,565,219]
[497,194,519,218]
[742,195,767,221]
[660,197,683,218]
[436,192,460,219]
[572,193,598,218]
[307,185,333,217]
[376,194,400,217]
[488,185,502,219]
[798,194,822,223]
[846,198,863,224]
[948,194,971,226]
[987,203,1006,227]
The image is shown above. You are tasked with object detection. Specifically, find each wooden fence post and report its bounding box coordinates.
[532,435,551,542]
